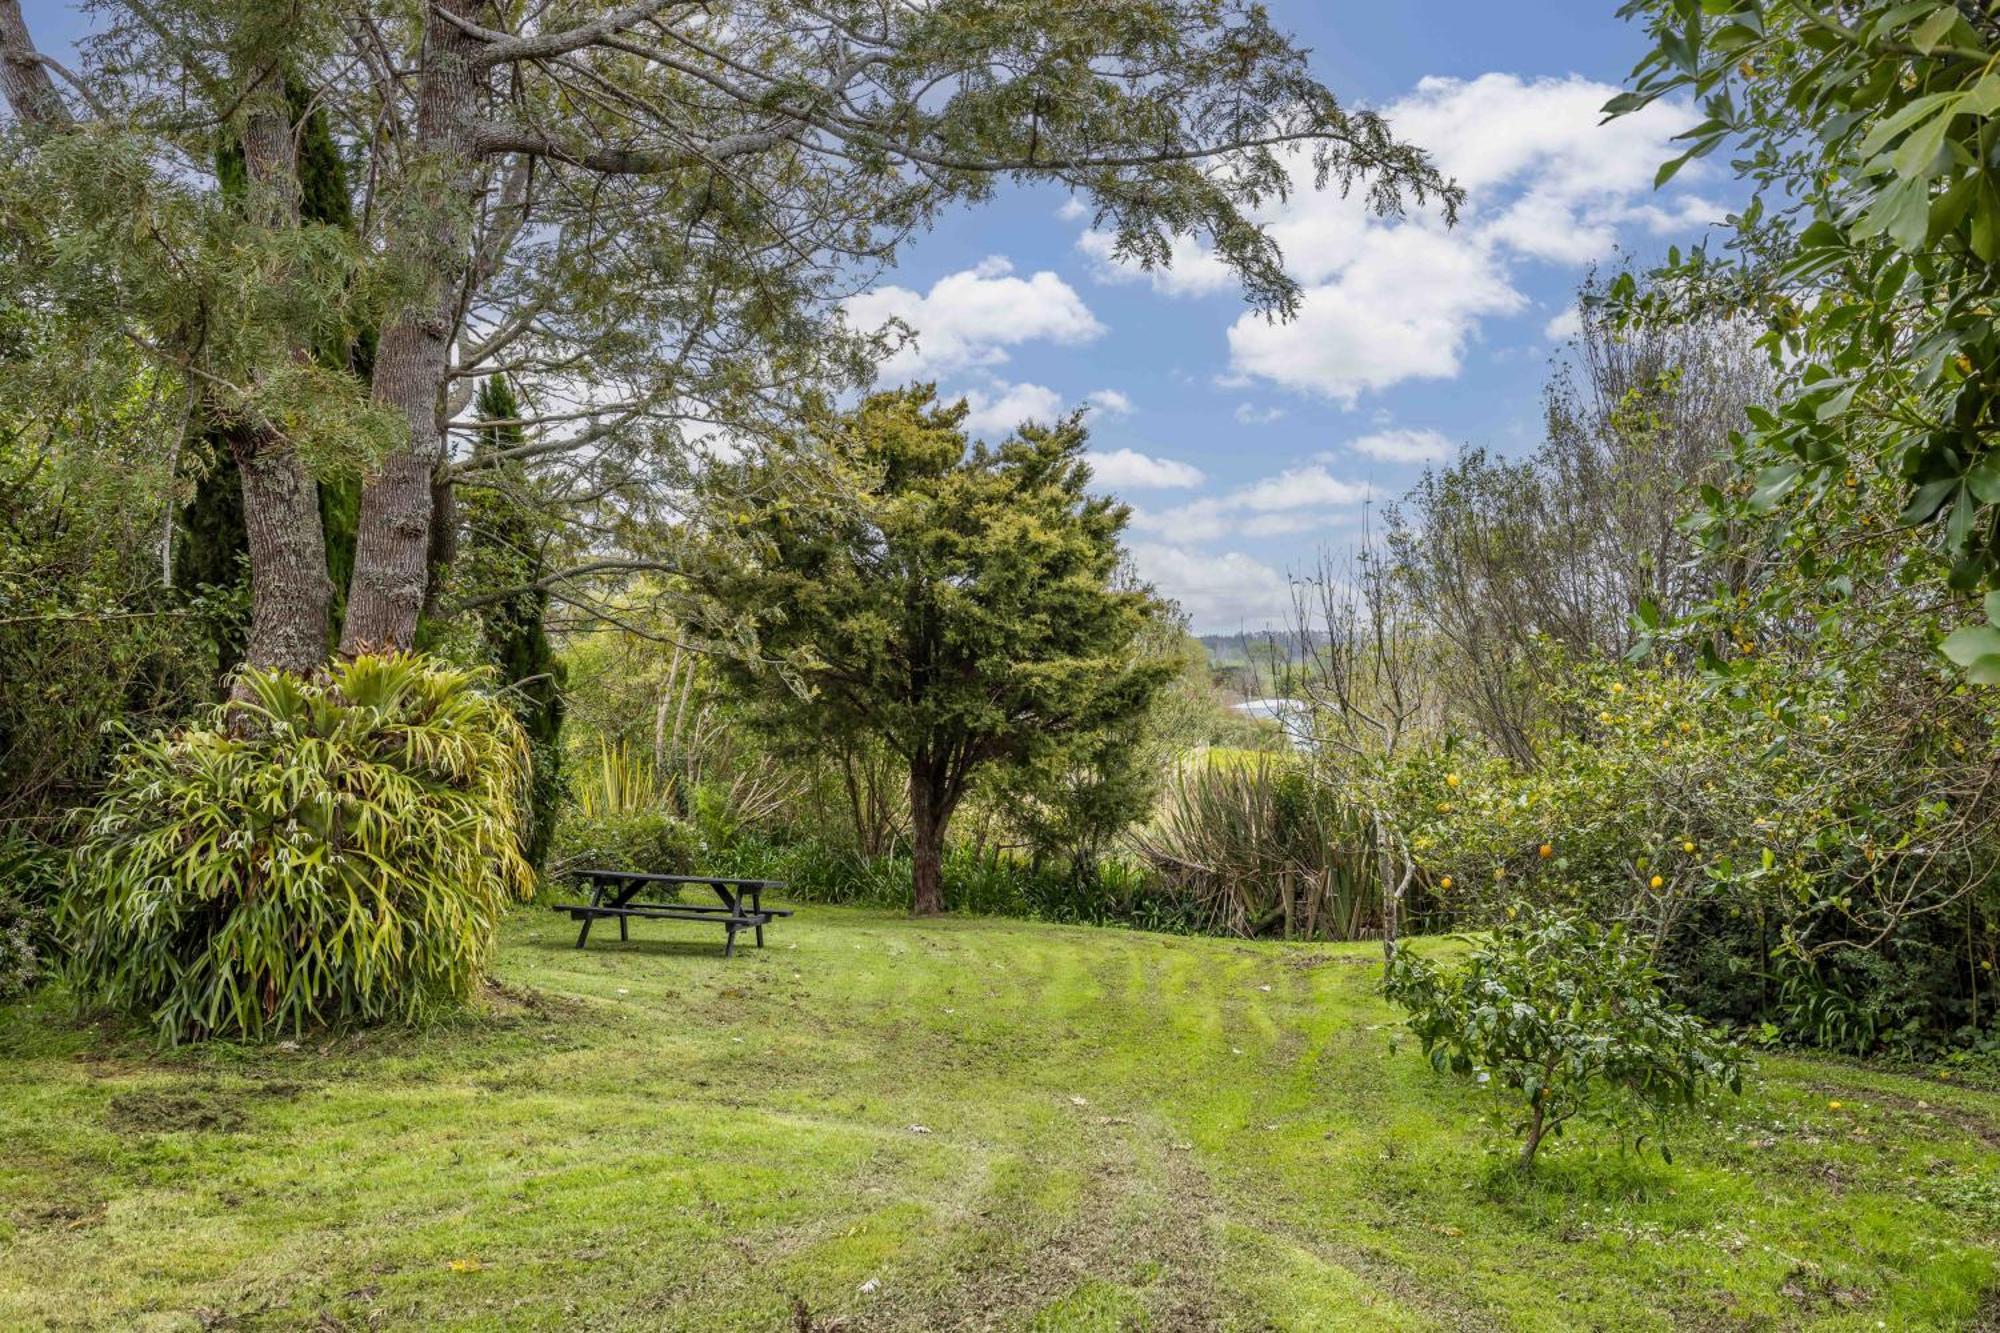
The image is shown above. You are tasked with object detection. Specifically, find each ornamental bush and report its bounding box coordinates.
[63,654,532,1042]
[1385,909,1745,1171]
[548,809,697,882]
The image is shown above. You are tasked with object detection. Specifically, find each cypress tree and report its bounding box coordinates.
[462,374,566,866]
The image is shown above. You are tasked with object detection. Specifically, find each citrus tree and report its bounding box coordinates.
[1608,1,2000,676]
[1385,909,1747,1170]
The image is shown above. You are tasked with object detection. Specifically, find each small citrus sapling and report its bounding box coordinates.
[1384,908,1745,1170]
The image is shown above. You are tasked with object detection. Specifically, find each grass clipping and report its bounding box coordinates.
[64,654,533,1042]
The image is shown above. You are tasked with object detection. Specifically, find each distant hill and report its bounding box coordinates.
[1196,630,1320,666]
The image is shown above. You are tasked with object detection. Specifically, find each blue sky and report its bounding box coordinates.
[853,3,1730,631]
[17,2,1724,632]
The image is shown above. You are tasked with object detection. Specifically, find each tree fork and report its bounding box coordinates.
[0,0,65,131]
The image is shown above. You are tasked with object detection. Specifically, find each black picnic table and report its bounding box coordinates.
[552,870,791,957]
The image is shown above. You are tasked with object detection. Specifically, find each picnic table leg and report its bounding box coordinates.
[751,888,765,947]
[575,879,604,949]
[619,913,628,942]
[724,921,738,958]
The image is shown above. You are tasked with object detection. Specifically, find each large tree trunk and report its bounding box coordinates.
[0,0,66,131]
[909,756,948,916]
[3,9,331,682]
[229,79,331,685]
[232,427,332,677]
[340,1,491,654]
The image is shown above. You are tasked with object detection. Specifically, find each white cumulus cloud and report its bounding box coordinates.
[1069,73,1714,404]
[1128,542,1295,631]
[1078,227,1236,297]
[845,256,1104,380]
[1086,448,1204,491]
[1345,428,1456,465]
[1087,388,1134,417]
[1224,218,1523,402]
[1129,464,1370,542]
[958,380,1064,436]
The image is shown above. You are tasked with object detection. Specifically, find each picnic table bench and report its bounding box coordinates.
[552,870,790,957]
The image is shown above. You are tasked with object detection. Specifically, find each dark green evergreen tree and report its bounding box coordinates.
[461,374,566,867]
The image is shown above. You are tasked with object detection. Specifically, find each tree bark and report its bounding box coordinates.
[1519,1097,1547,1171]
[0,0,66,131]
[419,471,458,626]
[340,1,491,654]
[909,756,947,916]
[1376,810,1400,965]
[3,9,331,683]
[230,77,332,685]
[232,425,333,679]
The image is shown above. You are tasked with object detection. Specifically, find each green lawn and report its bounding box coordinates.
[3,907,1998,1331]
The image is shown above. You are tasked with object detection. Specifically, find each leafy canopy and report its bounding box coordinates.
[1608,2,2000,677]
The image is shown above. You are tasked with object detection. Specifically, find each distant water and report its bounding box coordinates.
[1232,698,1315,750]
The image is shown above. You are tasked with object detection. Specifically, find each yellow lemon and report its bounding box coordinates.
[1439,875,1453,890]
[1649,874,1664,889]
[1539,843,1553,859]
[1682,840,1695,854]
[1445,773,1460,788]
[1827,1100,1843,1111]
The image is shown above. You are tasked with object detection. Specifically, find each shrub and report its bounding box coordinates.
[0,833,62,999]
[1382,654,2000,1055]
[1385,909,1746,1170]
[1131,754,1377,939]
[0,886,46,1001]
[63,654,532,1042]
[548,809,697,882]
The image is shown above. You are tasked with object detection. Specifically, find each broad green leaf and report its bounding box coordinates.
[1891,102,1957,180]
[1947,483,1977,548]
[1902,476,1957,525]
[1973,175,2000,263]
[1813,381,1858,421]
[1748,462,1801,513]
[1964,71,2000,118]
[1966,452,2000,504]
[1940,623,2000,668]
[1912,6,1961,54]
[1858,91,1962,158]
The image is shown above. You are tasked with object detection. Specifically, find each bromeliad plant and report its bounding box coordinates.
[63,654,532,1042]
[1385,909,1746,1170]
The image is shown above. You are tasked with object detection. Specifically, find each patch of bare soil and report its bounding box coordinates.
[104,1087,250,1134]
